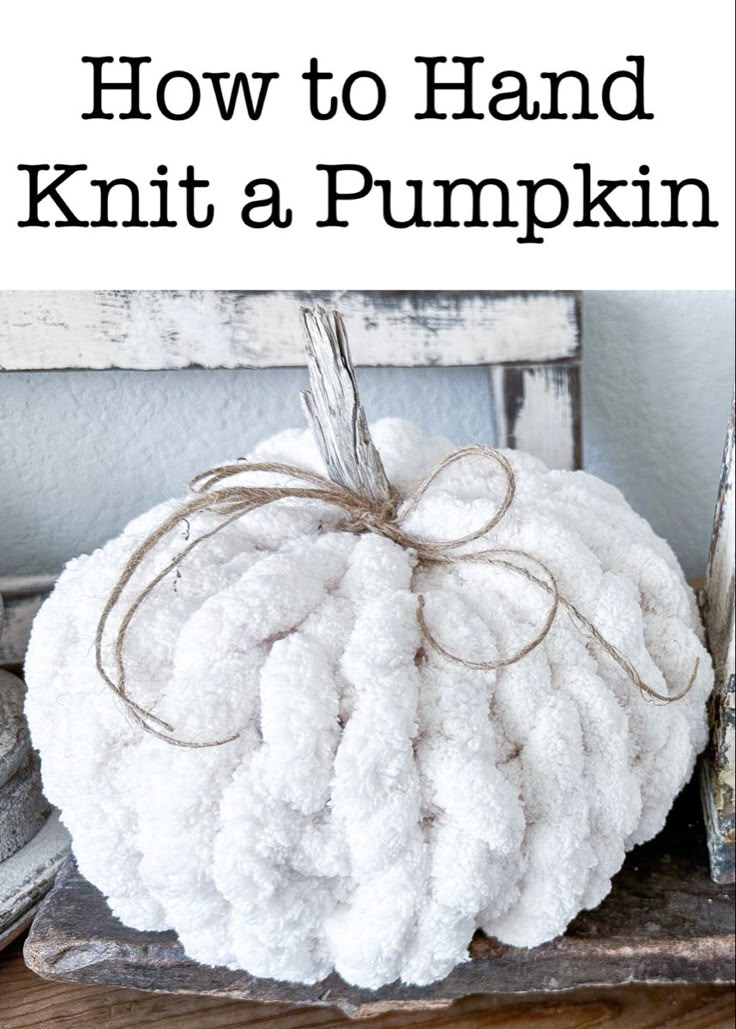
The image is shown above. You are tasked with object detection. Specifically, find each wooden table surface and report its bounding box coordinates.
[1,937,734,1029]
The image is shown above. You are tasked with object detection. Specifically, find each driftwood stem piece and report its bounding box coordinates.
[300,307,392,503]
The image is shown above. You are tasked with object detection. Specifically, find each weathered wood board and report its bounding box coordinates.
[23,782,735,1020]
[0,668,70,949]
[0,671,31,788]
[0,591,71,949]
[701,390,735,884]
[0,671,49,862]
[4,948,736,1029]
[0,813,70,948]
[0,291,580,370]
[489,362,582,470]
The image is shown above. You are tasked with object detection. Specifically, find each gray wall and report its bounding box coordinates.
[1,291,733,580]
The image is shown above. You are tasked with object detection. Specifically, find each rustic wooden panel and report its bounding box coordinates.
[0,812,70,946]
[0,755,49,864]
[0,672,50,866]
[489,362,582,470]
[0,670,31,788]
[2,941,735,1029]
[0,291,580,370]
[22,783,735,1020]
[0,577,55,668]
[701,391,735,884]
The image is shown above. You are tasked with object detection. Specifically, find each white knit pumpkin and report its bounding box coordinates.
[25,419,712,988]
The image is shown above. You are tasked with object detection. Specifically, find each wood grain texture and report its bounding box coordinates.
[0,671,31,788]
[701,391,735,884]
[0,813,70,943]
[0,672,49,865]
[3,940,735,1029]
[301,308,392,501]
[489,362,582,470]
[22,783,735,1019]
[0,291,580,370]
[0,667,68,948]
[0,756,49,864]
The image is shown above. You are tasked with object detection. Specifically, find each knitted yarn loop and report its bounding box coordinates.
[95,445,698,748]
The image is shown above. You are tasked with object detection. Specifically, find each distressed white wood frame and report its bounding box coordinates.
[0,289,582,473]
[700,392,735,884]
[0,290,580,368]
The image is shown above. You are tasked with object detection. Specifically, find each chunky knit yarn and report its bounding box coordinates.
[25,420,712,988]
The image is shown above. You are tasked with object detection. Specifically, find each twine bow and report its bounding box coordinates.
[95,446,698,748]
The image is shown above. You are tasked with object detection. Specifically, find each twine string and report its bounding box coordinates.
[95,446,699,748]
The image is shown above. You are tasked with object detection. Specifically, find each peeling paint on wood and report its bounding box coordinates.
[701,391,735,884]
[489,362,582,470]
[0,291,580,370]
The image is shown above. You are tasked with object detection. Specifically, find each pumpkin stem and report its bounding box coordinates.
[300,307,393,503]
